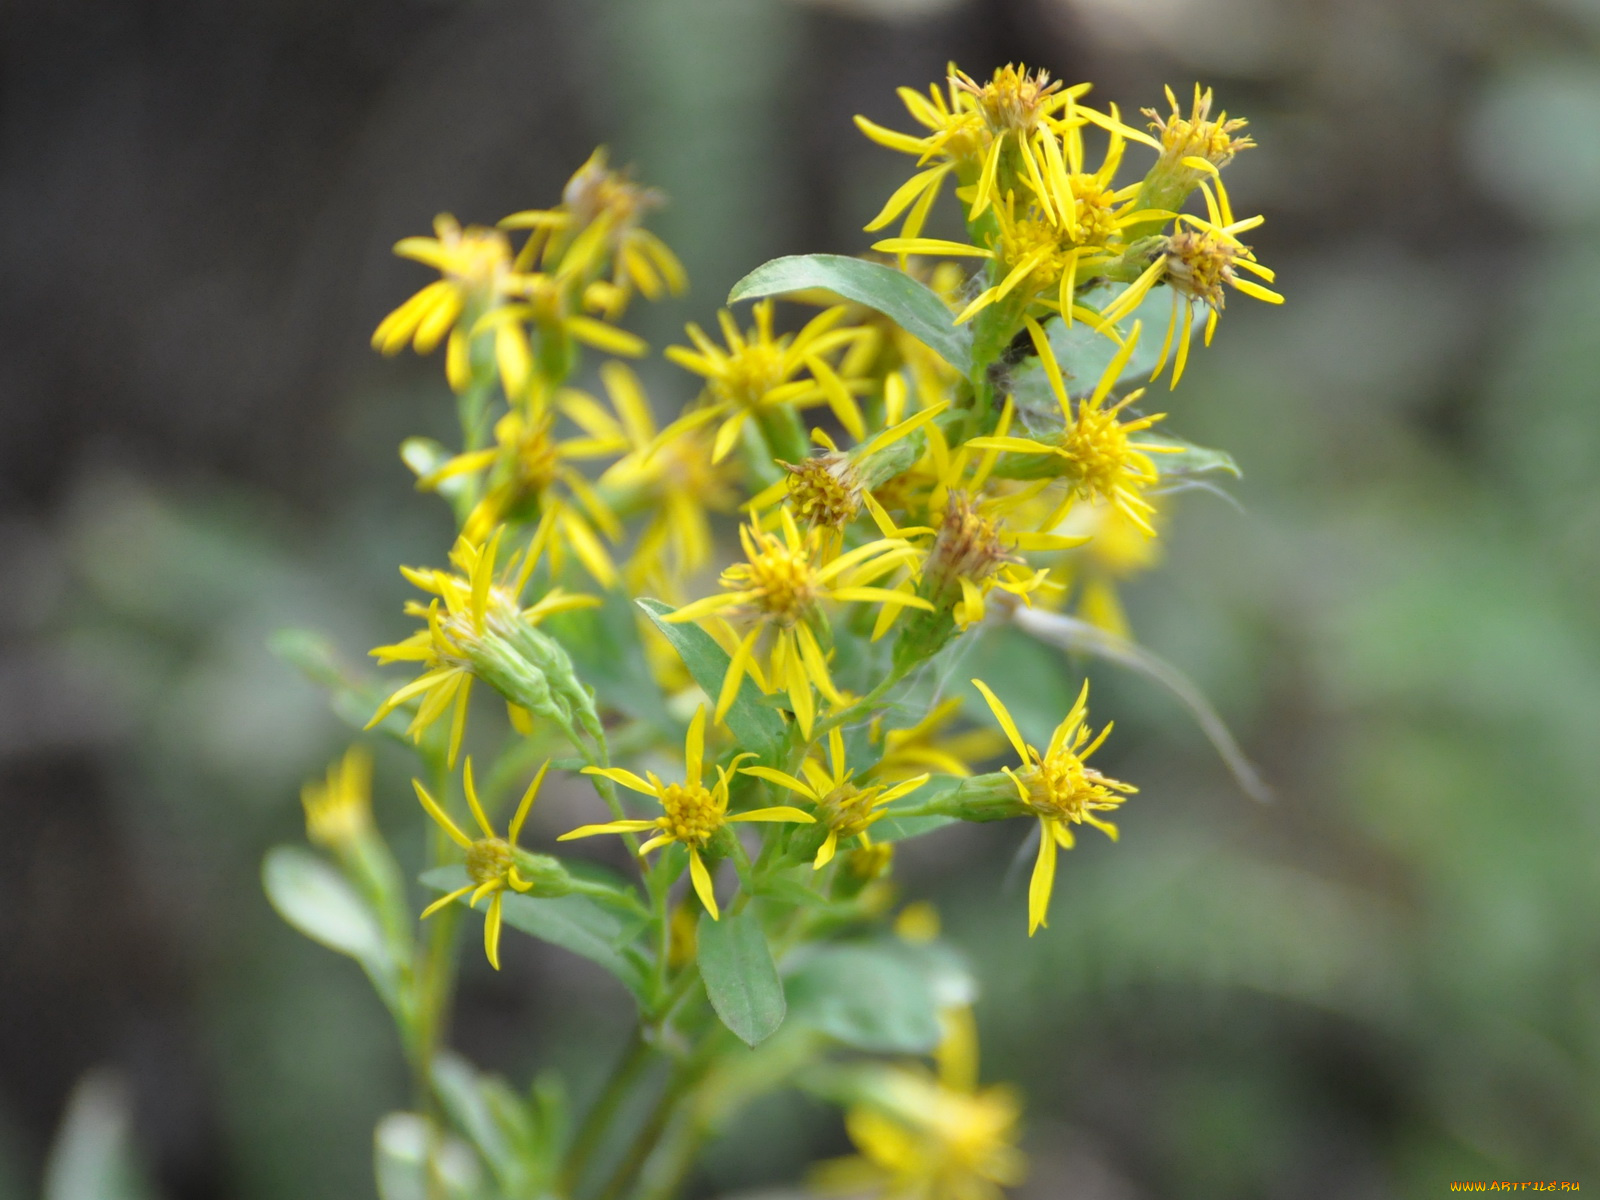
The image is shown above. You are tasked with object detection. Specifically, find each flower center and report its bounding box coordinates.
[1063,174,1118,246]
[735,533,819,626]
[444,227,512,299]
[927,494,1014,592]
[1145,92,1252,170]
[466,837,514,885]
[1164,230,1245,310]
[1021,753,1127,823]
[959,65,1062,134]
[563,151,663,239]
[714,344,785,411]
[783,454,863,528]
[821,783,880,839]
[511,416,562,495]
[658,783,722,848]
[1058,403,1147,503]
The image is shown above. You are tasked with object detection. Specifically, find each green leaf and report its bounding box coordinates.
[1053,284,1192,393]
[269,627,396,735]
[432,1054,544,1198]
[786,944,943,1053]
[421,867,649,999]
[870,777,962,842]
[871,810,959,842]
[546,589,675,732]
[1145,432,1242,479]
[961,628,1086,748]
[43,1071,158,1200]
[891,939,979,1008]
[728,254,973,376]
[698,908,786,1047]
[263,845,400,1008]
[637,597,786,759]
[1008,283,1199,423]
[374,1113,483,1200]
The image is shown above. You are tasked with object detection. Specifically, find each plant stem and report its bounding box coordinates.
[561,1029,656,1197]
[592,1030,725,1200]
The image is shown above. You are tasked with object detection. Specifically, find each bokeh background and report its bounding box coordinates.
[5,0,1600,1196]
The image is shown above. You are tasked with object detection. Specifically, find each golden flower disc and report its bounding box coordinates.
[466,837,515,885]
[927,494,1015,590]
[1023,754,1125,823]
[512,416,562,494]
[784,453,864,528]
[714,344,785,411]
[957,64,1063,133]
[731,532,819,625]
[1164,228,1248,310]
[658,783,721,848]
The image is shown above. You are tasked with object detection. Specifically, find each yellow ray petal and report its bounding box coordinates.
[1028,821,1058,935]
[971,680,1031,763]
[689,849,720,920]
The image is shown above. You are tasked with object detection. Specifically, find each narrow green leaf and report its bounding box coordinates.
[421,867,649,999]
[890,939,979,1008]
[432,1053,540,1198]
[698,908,786,1047]
[1145,432,1242,479]
[728,254,973,376]
[637,597,786,758]
[1050,284,1194,394]
[269,626,407,737]
[786,944,943,1053]
[263,845,400,1007]
[42,1071,157,1200]
[1007,607,1272,803]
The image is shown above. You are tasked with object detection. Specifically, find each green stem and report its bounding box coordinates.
[561,1029,656,1197]
[592,1030,726,1200]
[412,753,464,1100]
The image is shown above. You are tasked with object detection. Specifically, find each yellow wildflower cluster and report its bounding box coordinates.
[277,63,1279,1200]
[868,70,1281,387]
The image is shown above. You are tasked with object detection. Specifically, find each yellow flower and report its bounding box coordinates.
[1138,83,1254,218]
[560,706,815,918]
[301,746,375,852]
[501,148,687,315]
[746,401,949,555]
[371,215,530,394]
[966,320,1178,535]
[414,759,549,970]
[473,269,648,391]
[817,1007,1026,1200]
[971,678,1135,935]
[368,530,599,766]
[875,114,1163,331]
[868,697,1007,782]
[662,508,931,738]
[857,64,1101,231]
[421,381,629,586]
[594,362,738,598]
[883,406,1081,633]
[665,300,875,462]
[1100,213,1284,387]
[741,727,929,868]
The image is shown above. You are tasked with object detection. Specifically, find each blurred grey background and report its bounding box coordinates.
[4,0,1600,1196]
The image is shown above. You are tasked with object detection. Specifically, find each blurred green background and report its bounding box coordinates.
[4,0,1599,1196]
